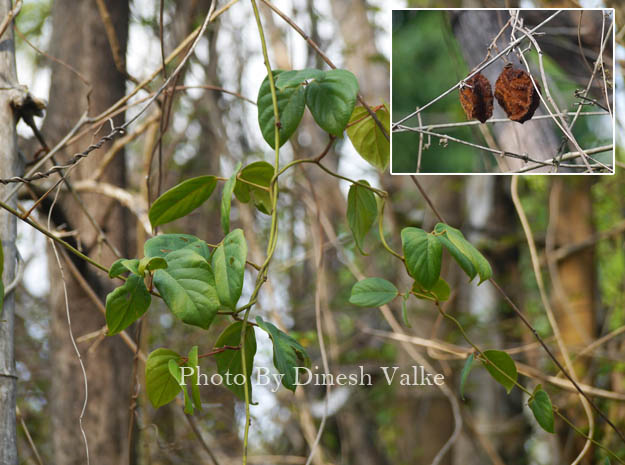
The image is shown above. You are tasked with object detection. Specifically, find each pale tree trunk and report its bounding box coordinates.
[41,1,131,464]
[548,178,596,463]
[0,0,19,462]
[451,10,561,172]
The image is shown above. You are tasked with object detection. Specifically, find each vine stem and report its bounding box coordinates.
[240,2,283,464]
[434,301,625,464]
[410,176,625,445]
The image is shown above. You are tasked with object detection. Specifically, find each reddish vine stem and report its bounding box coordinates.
[410,176,625,445]
[179,345,240,364]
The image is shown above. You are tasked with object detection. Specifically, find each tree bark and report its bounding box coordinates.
[451,10,561,172]
[0,1,20,462]
[41,1,131,464]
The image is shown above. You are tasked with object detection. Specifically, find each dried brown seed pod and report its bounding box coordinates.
[494,64,541,123]
[459,72,493,123]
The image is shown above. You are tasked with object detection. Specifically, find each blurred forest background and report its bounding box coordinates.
[1,1,625,465]
[392,8,615,173]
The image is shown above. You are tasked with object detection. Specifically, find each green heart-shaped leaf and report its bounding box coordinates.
[215,322,257,400]
[529,387,555,433]
[256,316,310,392]
[145,348,182,408]
[306,69,359,136]
[402,227,442,290]
[257,70,306,148]
[346,104,390,171]
[105,274,151,335]
[481,349,517,394]
[212,229,247,310]
[153,249,220,330]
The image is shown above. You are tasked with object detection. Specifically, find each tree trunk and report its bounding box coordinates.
[41,1,131,464]
[0,0,20,462]
[451,10,561,172]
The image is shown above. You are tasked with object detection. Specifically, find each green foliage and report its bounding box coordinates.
[148,175,217,228]
[214,322,256,400]
[257,70,306,148]
[346,181,377,254]
[275,68,325,89]
[306,69,359,136]
[459,353,474,400]
[413,277,450,302]
[105,274,151,335]
[138,256,167,275]
[168,359,193,414]
[346,104,390,171]
[481,350,518,394]
[434,223,492,284]
[145,348,182,408]
[529,386,555,433]
[349,278,398,307]
[258,68,360,147]
[109,258,140,278]
[144,233,212,260]
[256,316,310,392]
[186,346,203,412]
[153,249,220,329]
[221,162,242,234]
[234,161,274,215]
[211,229,247,310]
[401,227,442,290]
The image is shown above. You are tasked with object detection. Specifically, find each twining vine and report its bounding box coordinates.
[0,3,623,465]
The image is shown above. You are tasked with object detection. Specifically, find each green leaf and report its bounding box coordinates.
[346,104,390,171]
[529,387,555,433]
[109,258,140,277]
[604,458,611,465]
[257,70,306,148]
[256,316,310,392]
[275,68,325,89]
[430,277,451,302]
[349,277,398,307]
[412,278,450,302]
[109,258,128,278]
[306,69,359,136]
[148,175,217,228]
[212,229,247,310]
[346,181,377,254]
[187,346,202,412]
[105,274,151,335]
[233,161,274,215]
[138,256,167,275]
[214,322,257,400]
[481,350,518,394]
[221,162,241,235]
[144,234,211,261]
[401,228,442,290]
[122,259,141,275]
[434,223,492,284]
[459,353,474,400]
[167,359,192,414]
[153,249,220,330]
[145,348,182,408]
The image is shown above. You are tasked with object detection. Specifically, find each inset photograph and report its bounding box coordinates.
[391,9,615,174]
